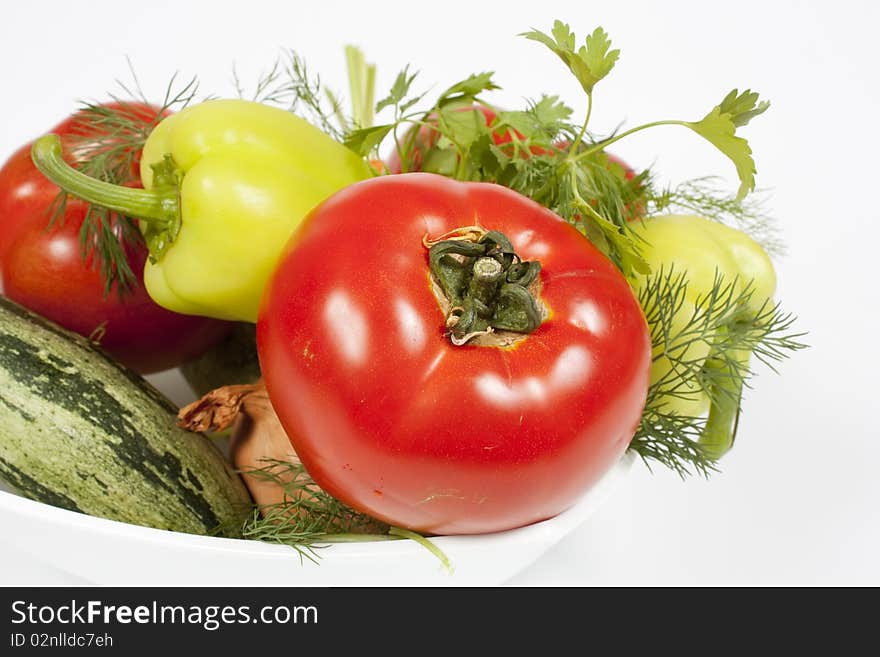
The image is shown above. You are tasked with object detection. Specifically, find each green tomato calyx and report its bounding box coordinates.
[425,226,543,346]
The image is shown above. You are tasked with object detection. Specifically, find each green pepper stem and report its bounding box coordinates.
[30,134,178,226]
[700,331,747,460]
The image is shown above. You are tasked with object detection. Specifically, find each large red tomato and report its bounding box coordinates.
[0,140,57,263]
[258,174,651,535]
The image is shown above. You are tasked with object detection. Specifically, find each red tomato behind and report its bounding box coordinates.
[0,141,63,266]
[0,103,230,373]
[385,107,646,221]
[0,102,161,265]
[386,105,524,174]
[605,152,636,181]
[2,199,230,373]
[258,173,651,535]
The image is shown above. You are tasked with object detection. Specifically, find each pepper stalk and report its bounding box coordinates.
[32,135,182,260]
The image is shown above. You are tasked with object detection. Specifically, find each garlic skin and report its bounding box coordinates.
[178,380,298,508]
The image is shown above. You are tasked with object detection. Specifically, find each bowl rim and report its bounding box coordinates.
[0,452,635,560]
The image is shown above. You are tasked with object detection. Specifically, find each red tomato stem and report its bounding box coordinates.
[469,257,504,302]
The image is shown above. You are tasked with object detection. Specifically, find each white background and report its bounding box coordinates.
[1,0,877,585]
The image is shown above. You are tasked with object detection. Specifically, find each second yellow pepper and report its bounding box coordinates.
[629,214,777,458]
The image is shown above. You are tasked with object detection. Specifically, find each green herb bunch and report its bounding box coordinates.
[338,21,805,476]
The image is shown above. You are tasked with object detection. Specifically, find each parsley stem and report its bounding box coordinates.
[312,533,403,543]
[570,119,688,163]
[569,92,594,155]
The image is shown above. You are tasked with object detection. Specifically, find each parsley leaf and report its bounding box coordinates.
[497,95,572,141]
[521,22,619,94]
[344,124,394,156]
[437,72,500,108]
[717,88,771,127]
[685,89,770,199]
[436,106,485,151]
[375,67,418,114]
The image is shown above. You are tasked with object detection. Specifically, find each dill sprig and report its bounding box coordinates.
[55,69,199,294]
[226,458,392,563]
[234,50,347,141]
[629,267,807,476]
[650,177,785,256]
[215,458,452,568]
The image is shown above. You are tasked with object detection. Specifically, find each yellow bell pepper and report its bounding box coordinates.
[31,99,372,322]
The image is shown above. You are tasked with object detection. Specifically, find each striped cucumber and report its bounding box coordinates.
[0,295,252,537]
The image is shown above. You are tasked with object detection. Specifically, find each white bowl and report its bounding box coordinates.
[0,452,633,586]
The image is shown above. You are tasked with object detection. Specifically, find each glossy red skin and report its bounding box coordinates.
[2,199,230,373]
[258,174,651,535]
[0,141,62,266]
[0,103,230,373]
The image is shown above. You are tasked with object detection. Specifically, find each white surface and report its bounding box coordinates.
[1,0,877,586]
